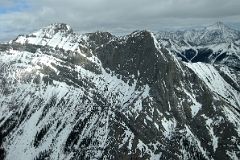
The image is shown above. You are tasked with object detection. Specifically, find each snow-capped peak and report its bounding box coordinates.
[32,23,73,38]
[200,22,240,44]
[42,23,72,33]
[206,21,228,31]
[12,23,86,51]
[156,22,240,45]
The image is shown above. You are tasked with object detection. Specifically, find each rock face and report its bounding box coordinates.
[0,23,239,160]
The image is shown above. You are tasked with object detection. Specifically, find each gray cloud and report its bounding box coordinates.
[1,0,240,41]
[0,0,15,7]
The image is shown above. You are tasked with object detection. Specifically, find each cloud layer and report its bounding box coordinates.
[1,0,240,41]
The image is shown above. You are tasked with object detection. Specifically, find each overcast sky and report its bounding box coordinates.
[1,0,240,41]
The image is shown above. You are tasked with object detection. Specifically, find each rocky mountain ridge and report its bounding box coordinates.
[0,22,239,160]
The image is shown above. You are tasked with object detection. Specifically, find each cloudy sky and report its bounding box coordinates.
[1,0,240,41]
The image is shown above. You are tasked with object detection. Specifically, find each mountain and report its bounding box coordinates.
[156,22,240,45]
[0,23,239,160]
[156,22,240,73]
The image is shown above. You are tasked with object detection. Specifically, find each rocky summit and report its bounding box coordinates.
[0,22,239,160]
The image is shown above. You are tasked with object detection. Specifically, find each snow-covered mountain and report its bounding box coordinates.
[0,23,239,160]
[156,22,240,76]
[156,22,240,45]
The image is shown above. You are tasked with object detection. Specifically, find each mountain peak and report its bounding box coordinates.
[30,23,73,38]
[43,23,73,33]
[13,23,75,47]
[130,30,152,37]
[206,21,229,31]
[214,21,224,26]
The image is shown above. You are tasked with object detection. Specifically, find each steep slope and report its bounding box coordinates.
[0,23,239,160]
[156,22,240,92]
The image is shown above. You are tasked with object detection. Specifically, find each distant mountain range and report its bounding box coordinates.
[0,22,239,160]
[157,22,240,45]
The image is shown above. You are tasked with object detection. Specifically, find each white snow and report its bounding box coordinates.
[185,62,240,108]
[183,88,202,117]
[202,115,219,152]
[161,117,176,139]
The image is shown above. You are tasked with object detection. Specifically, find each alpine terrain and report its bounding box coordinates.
[0,22,239,160]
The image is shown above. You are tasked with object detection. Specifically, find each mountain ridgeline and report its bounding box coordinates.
[0,22,239,160]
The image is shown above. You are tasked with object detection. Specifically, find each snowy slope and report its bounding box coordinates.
[0,23,239,160]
